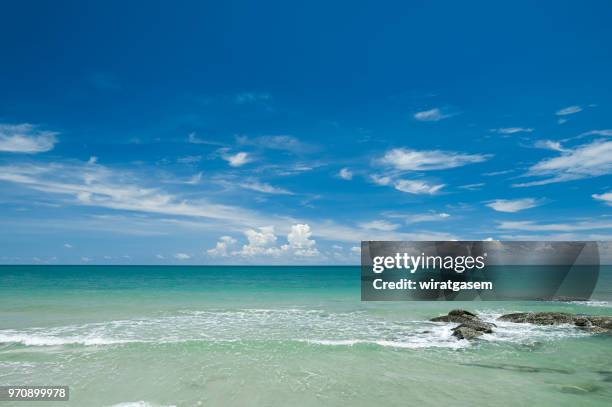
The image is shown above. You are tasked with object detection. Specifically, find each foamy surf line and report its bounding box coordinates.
[567,300,611,307]
[301,337,469,350]
[0,308,595,349]
[0,333,138,347]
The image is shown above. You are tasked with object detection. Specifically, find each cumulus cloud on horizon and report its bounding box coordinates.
[209,224,319,259]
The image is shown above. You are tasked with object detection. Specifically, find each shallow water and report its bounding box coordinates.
[1,266,611,406]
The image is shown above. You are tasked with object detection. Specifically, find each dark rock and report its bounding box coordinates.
[587,316,612,330]
[449,309,477,317]
[537,296,590,302]
[463,319,496,330]
[498,312,575,325]
[452,325,484,340]
[451,320,494,340]
[430,309,481,324]
[498,312,612,334]
[431,310,497,340]
[573,317,590,327]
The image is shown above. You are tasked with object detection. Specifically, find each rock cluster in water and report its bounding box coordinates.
[498,312,612,334]
[430,309,495,340]
[430,309,612,340]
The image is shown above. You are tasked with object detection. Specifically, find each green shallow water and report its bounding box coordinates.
[0,266,611,407]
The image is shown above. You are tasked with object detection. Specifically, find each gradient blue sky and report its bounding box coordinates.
[1,1,611,264]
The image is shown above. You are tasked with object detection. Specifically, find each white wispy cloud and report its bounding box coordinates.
[515,139,612,186]
[533,140,567,152]
[414,108,454,122]
[486,198,542,213]
[459,183,485,191]
[0,123,58,153]
[187,132,224,146]
[483,169,514,176]
[0,162,270,228]
[579,129,612,137]
[387,211,450,224]
[490,127,533,134]
[358,220,400,232]
[0,160,459,247]
[310,220,458,243]
[184,172,203,185]
[370,174,392,186]
[236,135,315,154]
[338,167,353,180]
[174,253,191,260]
[394,179,445,195]
[412,212,450,223]
[556,105,583,116]
[222,151,252,167]
[498,219,612,232]
[239,181,293,195]
[380,148,490,171]
[593,192,612,206]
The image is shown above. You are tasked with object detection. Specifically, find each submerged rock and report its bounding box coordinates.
[559,383,601,394]
[586,326,610,334]
[461,363,573,374]
[595,371,612,382]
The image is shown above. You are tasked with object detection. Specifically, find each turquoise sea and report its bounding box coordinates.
[1,266,611,407]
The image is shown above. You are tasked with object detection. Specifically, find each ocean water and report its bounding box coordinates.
[0,266,611,407]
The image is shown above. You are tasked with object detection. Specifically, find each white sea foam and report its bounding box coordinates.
[0,308,595,350]
[569,300,611,307]
[0,333,135,346]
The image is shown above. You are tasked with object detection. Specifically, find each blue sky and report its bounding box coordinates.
[0,1,611,264]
